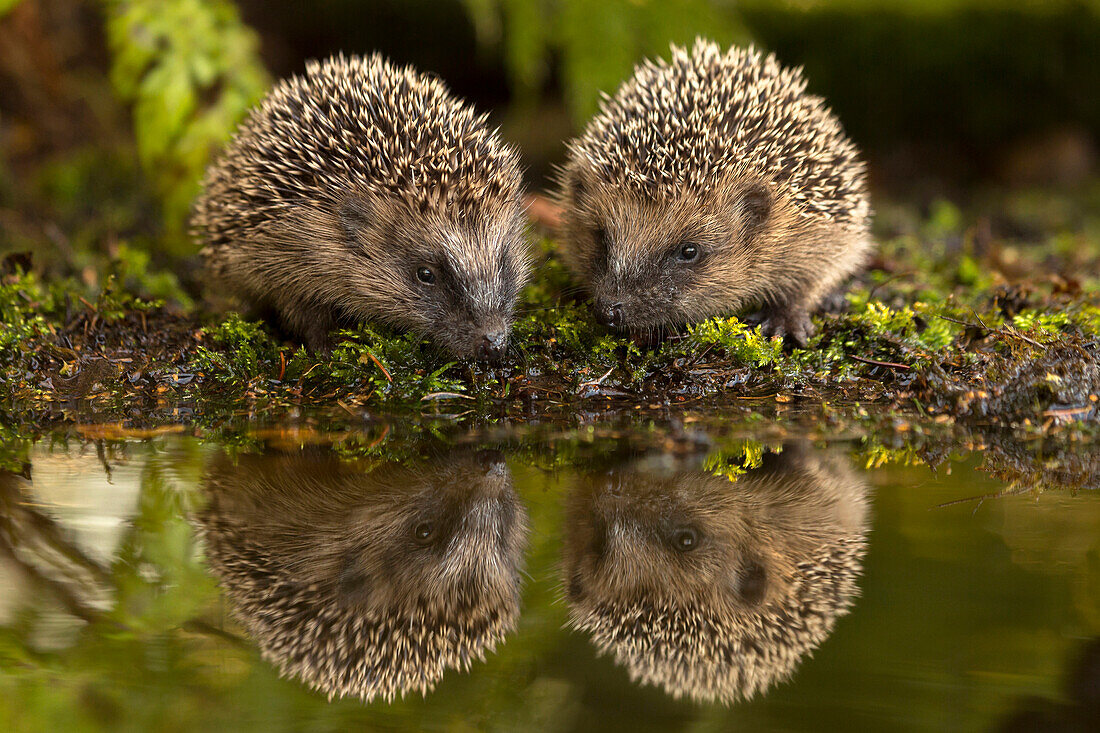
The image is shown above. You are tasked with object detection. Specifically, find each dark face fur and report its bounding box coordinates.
[562,444,869,703]
[337,194,529,361]
[331,449,525,614]
[561,167,833,333]
[564,463,792,614]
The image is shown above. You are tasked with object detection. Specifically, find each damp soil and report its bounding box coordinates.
[2,261,1098,433]
[2,192,1100,476]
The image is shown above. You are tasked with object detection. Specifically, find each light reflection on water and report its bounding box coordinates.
[0,430,1098,731]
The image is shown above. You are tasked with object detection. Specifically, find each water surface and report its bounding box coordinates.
[1,426,1097,732]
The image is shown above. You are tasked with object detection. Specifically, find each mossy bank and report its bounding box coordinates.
[2,188,1100,447]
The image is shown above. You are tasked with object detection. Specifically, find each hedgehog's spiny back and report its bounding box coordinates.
[571,39,868,228]
[193,54,523,254]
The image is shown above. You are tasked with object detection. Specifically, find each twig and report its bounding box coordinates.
[366,423,389,448]
[367,352,392,382]
[849,354,911,370]
[181,619,250,648]
[936,314,1043,347]
[577,366,615,392]
[421,392,472,401]
[1043,404,1093,419]
[865,270,917,302]
[934,484,1034,509]
[685,343,714,369]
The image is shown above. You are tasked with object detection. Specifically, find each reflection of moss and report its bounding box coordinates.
[704,441,768,482]
[0,425,31,474]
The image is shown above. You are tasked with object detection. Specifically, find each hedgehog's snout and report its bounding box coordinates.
[476,330,508,362]
[475,449,508,476]
[594,300,624,330]
[440,315,511,362]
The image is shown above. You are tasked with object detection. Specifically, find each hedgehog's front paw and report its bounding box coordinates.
[753,307,814,348]
[299,319,337,356]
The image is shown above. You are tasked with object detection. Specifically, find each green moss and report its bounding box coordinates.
[191,314,282,387]
[0,271,55,367]
[4,183,1100,431]
[689,317,784,368]
[190,316,466,407]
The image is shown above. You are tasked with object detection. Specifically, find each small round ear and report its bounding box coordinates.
[338,197,373,240]
[566,569,586,602]
[336,557,372,608]
[733,559,768,607]
[567,166,591,204]
[738,184,772,233]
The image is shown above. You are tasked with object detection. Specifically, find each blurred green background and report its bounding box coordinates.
[2,0,1099,293]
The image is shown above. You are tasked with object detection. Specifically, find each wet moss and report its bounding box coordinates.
[2,187,1099,436]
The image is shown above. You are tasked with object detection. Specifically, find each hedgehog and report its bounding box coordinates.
[561,442,869,704]
[195,448,528,701]
[557,39,872,345]
[192,54,531,360]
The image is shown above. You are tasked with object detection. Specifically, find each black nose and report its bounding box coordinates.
[475,449,507,474]
[595,302,624,329]
[476,330,507,362]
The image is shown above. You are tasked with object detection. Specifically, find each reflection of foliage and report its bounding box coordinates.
[0,0,22,19]
[0,442,233,731]
[0,425,31,473]
[103,0,268,233]
[703,440,768,482]
[462,0,747,122]
[860,440,928,470]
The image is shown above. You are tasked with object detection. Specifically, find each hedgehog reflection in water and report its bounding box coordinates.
[195,449,527,701]
[559,40,872,345]
[562,443,869,704]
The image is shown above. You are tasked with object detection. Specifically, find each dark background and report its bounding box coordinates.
[1,0,1098,283]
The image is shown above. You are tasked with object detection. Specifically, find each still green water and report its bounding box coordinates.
[1,427,1097,732]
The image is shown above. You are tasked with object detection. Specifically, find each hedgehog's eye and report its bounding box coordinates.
[593,227,608,252]
[677,243,700,263]
[412,521,434,544]
[671,527,700,552]
[415,266,436,285]
[590,227,610,271]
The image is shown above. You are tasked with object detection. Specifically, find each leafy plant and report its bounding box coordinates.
[0,0,22,19]
[463,0,747,123]
[689,316,784,368]
[103,0,269,236]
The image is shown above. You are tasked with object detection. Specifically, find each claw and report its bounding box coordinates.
[754,308,814,349]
